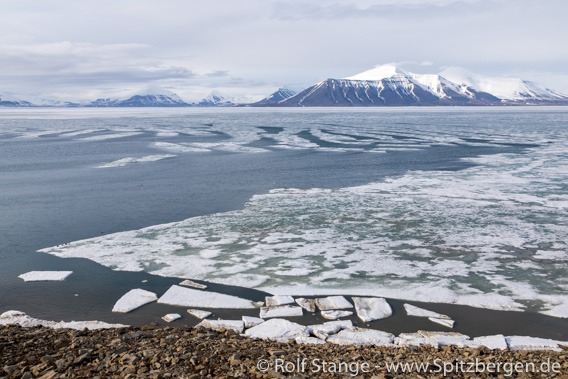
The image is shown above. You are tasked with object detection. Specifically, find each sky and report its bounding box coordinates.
[1,0,567,101]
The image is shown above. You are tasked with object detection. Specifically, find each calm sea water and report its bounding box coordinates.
[1,107,567,331]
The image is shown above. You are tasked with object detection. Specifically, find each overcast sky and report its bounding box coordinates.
[1,0,567,101]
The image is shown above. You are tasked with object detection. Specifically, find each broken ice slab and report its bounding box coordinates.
[315,296,353,311]
[162,313,181,323]
[196,319,244,334]
[18,271,73,282]
[0,310,128,330]
[295,298,316,312]
[259,305,303,319]
[428,317,455,328]
[179,279,207,290]
[265,295,294,307]
[308,320,353,337]
[321,310,353,320]
[157,285,255,309]
[244,318,309,342]
[327,328,394,346]
[295,336,327,345]
[505,336,568,352]
[243,316,265,328]
[470,335,508,350]
[112,289,158,313]
[186,309,212,319]
[403,303,450,319]
[352,297,392,322]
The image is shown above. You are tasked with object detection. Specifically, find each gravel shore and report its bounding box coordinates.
[2,324,567,378]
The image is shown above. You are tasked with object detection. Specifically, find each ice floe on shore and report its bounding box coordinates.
[0,311,127,330]
[112,289,158,313]
[18,271,73,282]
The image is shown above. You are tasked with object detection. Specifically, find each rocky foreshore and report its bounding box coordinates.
[2,324,567,379]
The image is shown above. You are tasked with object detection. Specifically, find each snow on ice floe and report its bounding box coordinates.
[308,320,353,338]
[265,295,294,307]
[470,335,508,350]
[179,279,207,289]
[353,297,392,322]
[315,296,353,311]
[295,298,316,312]
[428,317,455,328]
[187,309,212,319]
[96,154,175,168]
[0,311,127,330]
[157,285,255,309]
[327,328,395,346]
[18,271,73,282]
[243,316,265,328]
[112,289,158,313]
[162,313,181,323]
[37,123,568,317]
[404,303,450,319]
[259,305,303,319]
[505,336,568,352]
[244,318,308,342]
[321,310,353,320]
[196,319,244,334]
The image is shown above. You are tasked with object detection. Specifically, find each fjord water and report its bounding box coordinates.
[0,108,567,335]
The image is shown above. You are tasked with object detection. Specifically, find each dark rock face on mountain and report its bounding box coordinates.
[278,78,513,107]
[251,88,296,106]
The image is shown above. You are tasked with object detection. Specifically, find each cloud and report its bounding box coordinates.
[270,0,481,20]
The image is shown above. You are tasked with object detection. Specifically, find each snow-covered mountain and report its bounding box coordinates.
[87,88,190,107]
[195,91,259,107]
[0,93,33,107]
[277,64,568,107]
[439,67,567,103]
[251,87,297,106]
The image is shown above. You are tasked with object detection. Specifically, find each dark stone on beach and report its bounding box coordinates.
[1,324,567,378]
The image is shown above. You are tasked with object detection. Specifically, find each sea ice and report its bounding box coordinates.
[157,285,255,308]
[352,297,392,322]
[315,296,353,311]
[417,331,471,347]
[187,309,212,319]
[403,303,450,319]
[162,313,181,323]
[179,279,207,289]
[259,305,303,319]
[327,328,394,346]
[18,271,73,282]
[196,319,244,334]
[243,316,265,328]
[0,311,127,330]
[321,310,353,320]
[428,317,455,328]
[265,295,294,307]
[112,289,158,313]
[244,318,309,342]
[295,298,316,312]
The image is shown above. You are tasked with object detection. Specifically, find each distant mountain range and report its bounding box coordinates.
[2,65,567,107]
